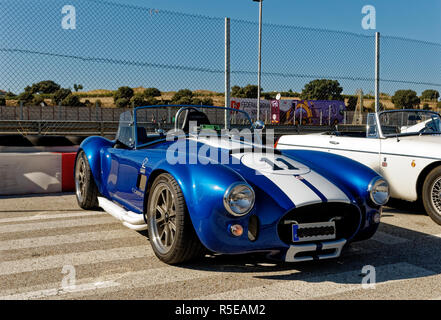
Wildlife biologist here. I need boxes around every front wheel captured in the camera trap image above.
[146,173,205,264]
[422,166,441,225]
[75,150,99,210]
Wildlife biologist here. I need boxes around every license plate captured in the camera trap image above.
[292,221,336,243]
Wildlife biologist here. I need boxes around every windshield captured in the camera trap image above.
[133,105,254,148]
[379,110,441,137]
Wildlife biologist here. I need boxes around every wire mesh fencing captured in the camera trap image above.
[0,0,440,128]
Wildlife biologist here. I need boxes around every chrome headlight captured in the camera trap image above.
[369,177,390,206]
[224,183,255,216]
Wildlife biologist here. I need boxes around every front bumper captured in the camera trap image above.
[284,238,347,262]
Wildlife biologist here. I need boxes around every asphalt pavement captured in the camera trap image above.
[0,193,441,300]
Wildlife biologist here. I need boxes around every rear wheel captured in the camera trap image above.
[75,150,99,210]
[422,166,441,225]
[146,173,205,264]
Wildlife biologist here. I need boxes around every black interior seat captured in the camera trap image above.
[137,127,148,145]
[182,110,211,133]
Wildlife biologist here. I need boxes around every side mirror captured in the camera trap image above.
[156,128,165,136]
[253,120,265,130]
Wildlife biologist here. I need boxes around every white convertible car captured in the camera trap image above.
[276,109,441,225]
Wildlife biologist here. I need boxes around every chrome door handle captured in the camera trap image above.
[329,141,340,145]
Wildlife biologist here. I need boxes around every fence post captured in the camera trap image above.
[299,109,302,126]
[19,101,23,120]
[344,111,347,125]
[328,106,331,126]
[320,110,323,126]
[58,102,62,120]
[224,17,231,129]
[293,108,296,125]
[95,102,99,121]
[375,32,380,113]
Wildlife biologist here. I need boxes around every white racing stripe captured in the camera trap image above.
[0,216,118,234]
[0,211,105,224]
[303,170,350,203]
[0,245,154,276]
[199,262,435,300]
[0,229,138,251]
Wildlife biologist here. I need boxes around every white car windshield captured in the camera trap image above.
[379,110,441,137]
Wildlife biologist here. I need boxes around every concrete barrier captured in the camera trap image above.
[0,152,77,196]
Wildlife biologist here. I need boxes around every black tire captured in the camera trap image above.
[422,166,441,225]
[74,150,99,210]
[146,173,205,264]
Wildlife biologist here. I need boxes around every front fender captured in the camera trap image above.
[77,136,114,193]
[281,149,380,205]
[146,159,287,253]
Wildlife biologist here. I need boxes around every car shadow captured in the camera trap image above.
[172,220,441,285]
[386,198,426,215]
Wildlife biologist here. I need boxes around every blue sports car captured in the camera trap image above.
[75,105,389,264]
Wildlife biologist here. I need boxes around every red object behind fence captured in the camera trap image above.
[61,153,77,192]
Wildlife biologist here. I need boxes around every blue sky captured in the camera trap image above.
[1,0,440,96]
[114,0,441,42]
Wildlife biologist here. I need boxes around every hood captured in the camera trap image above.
[191,136,352,209]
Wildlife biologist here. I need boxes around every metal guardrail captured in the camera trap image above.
[0,120,334,137]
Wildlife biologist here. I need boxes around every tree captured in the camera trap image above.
[231,86,244,98]
[346,96,358,111]
[391,90,420,109]
[131,93,149,107]
[115,98,130,108]
[421,89,440,102]
[171,89,193,104]
[201,97,214,106]
[145,96,159,106]
[73,84,84,92]
[144,88,161,98]
[17,91,34,105]
[53,88,72,104]
[114,86,134,106]
[300,79,343,101]
[32,95,46,106]
[231,85,262,99]
[5,91,16,99]
[27,81,61,94]
[62,94,82,107]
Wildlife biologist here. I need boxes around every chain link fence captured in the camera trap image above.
[0,0,440,130]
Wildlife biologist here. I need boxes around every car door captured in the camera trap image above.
[328,114,381,172]
[105,112,145,213]
[108,149,145,212]
[328,136,381,172]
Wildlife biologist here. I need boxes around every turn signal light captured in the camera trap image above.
[230,224,244,237]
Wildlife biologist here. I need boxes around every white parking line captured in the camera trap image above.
[0,245,154,276]
[0,211,104,224]
[0,265,219,300]
[0,216,118,234]
[0,281,120,300]
[0,229,138,251]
